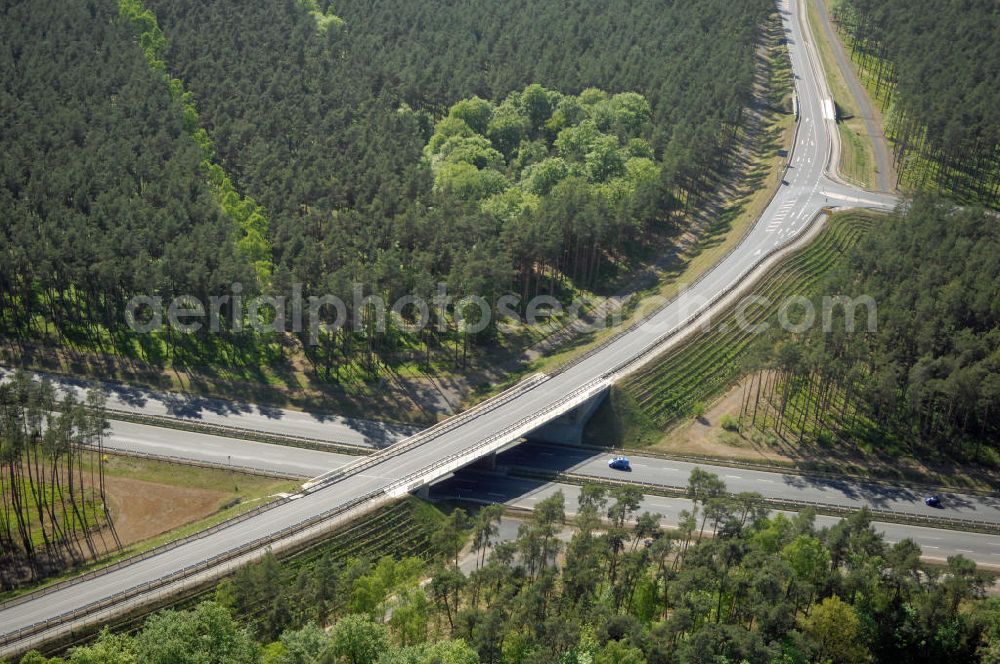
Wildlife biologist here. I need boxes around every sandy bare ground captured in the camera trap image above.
[102,475,230,547]
[651,378,794,463]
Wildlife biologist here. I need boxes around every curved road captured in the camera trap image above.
[0,0,898,654]
[810,0,895,192]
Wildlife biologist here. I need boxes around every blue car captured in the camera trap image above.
[924,495,942,508]
[608,455,631,471]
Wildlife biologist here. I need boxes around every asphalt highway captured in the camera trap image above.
[102,420,355,478]
[96,425,1000,527]
[0,367,416,449]
[432,474,1000,570]
[497,443,1000,525]
[0,0,902,652]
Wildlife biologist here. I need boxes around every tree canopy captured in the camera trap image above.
[832,0,999,206]
[21,473,1000,663]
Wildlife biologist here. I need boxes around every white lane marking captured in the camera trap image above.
[924,546,940,549]
[757,479,774,483]
[725,475,742,479]
[956,549,974,553]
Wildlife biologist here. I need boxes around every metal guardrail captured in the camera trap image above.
[87,445,305,480]
[0,491,288,627]
[552,174,812,387]
[0,7,873,646]
[103,408,408,455]
[500,469,1000,535]
[383,376,611,497]
[0,79,814,650]
[520,469,1000,535]
[0,489,389,650]
[5,192,803,644]
[303,372,549,490]
[525,440,1000,500]
[0,372,550,651]
[549,4,808,385]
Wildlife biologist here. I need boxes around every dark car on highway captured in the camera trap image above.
[608,455,631,471]
[924,495,942,508]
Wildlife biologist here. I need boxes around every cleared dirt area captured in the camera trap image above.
[650,378,793,463]
[102,474,231,546]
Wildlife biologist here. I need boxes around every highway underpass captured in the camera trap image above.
[93,422,1000,569]
[97,420,1000,529]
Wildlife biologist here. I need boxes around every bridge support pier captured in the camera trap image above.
[525,386,609,445]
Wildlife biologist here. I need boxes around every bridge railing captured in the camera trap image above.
[0,488,393,652]
[0,494,293,616]
[383,376,611,497]
[0,372,552,651]
[303,373,549,490]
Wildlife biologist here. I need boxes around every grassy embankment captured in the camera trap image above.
[584,211,874,446]
[820,0,994,201]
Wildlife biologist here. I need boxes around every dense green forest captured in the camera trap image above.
[13,474,1000,663]
[743,196,1000,460]
[425,85,664,294]
[0,372,118,588]
[0,0,774,382]
[143,0,770,360]
[831,0,1000,206]
[0,0,257,350]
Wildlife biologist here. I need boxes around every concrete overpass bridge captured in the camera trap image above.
[0,0,898,655]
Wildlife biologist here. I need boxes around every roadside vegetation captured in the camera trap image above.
[741,196,1000,464]
[585,211,876,445]
[590,196,1000,484]
[13,473,1000,663]
[805,0,879,189]
[0,370,295,596]
[830,0,999,206]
